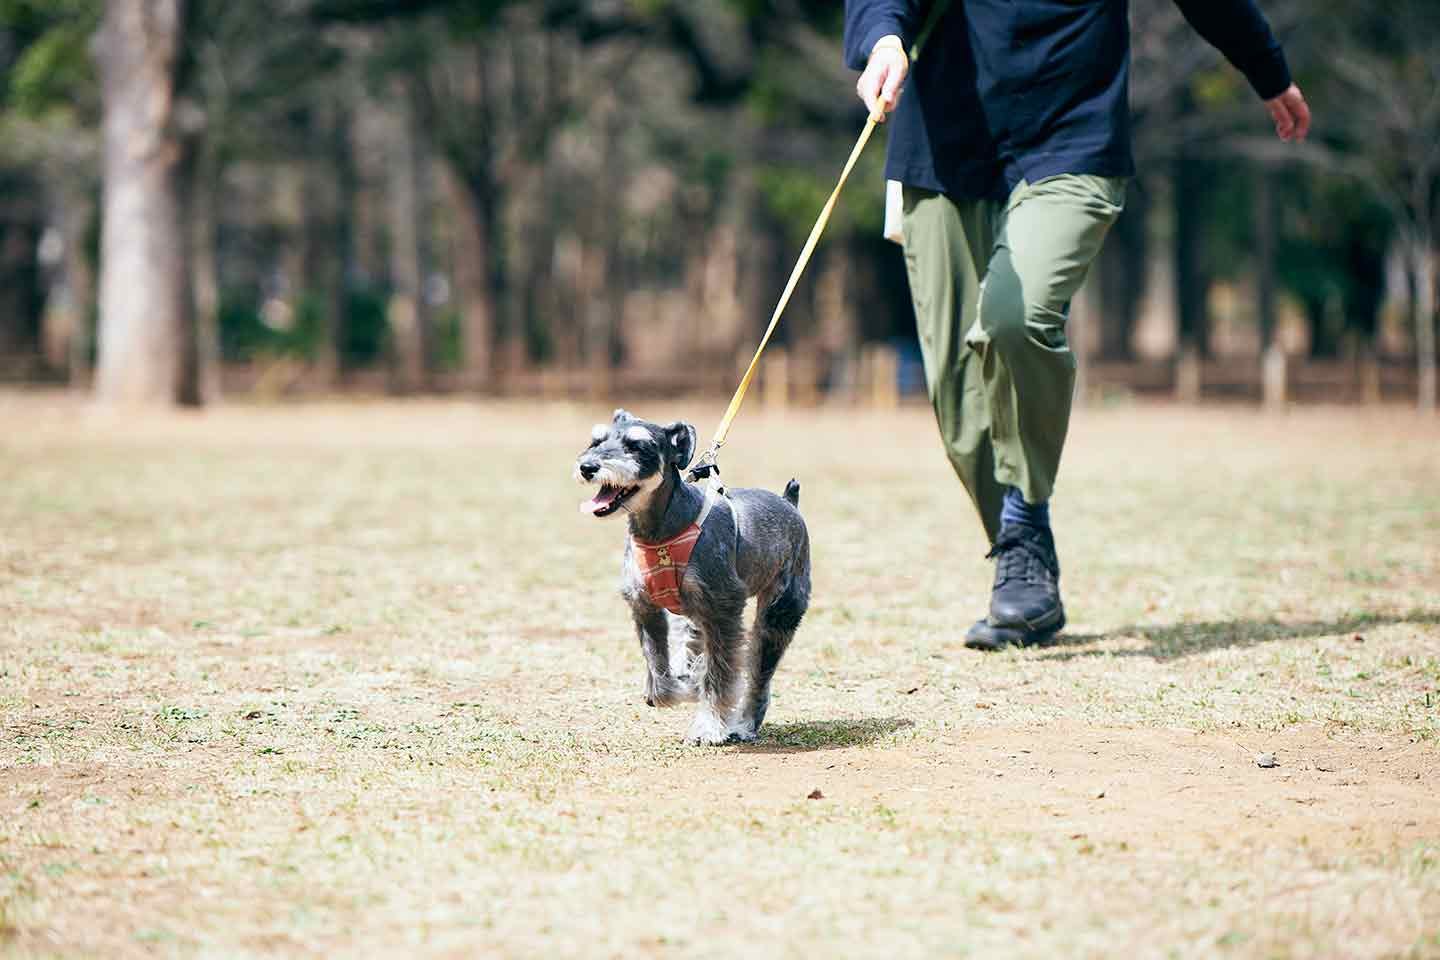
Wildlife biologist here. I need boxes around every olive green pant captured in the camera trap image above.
[901,175,1126,542]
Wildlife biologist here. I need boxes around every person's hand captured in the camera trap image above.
[857,35,908,121]
[1265,84,1311,142]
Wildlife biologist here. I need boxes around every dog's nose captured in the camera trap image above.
[579,461,599,481]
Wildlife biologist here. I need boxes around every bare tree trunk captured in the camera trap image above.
[192,187,220,401]
[583,109,627,400]
[414,130,436,379]
[40,182,94,384]
[179,139,220,405]
[447,170,496,390]
[0,196,42,363]
[1256,169,1285,410]
[521,181,558,377]
[65,188,96,390]
[1097,189,1146,361]
[95,0,188,407]
[173,137,205,407]
[313,97,354,387]
[386,89,425,394]
[1358,342,1381,406]
[1174,150,1208,359]
[1416,225,1437,413]
[1176,341,1202,403]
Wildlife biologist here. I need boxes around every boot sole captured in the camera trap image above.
[988,602,1066,634]
[964,613,1066,651]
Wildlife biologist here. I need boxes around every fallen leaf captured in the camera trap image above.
[807,789,824,800]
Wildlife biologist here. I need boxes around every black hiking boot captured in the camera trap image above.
[963,523,1065,650]
[963,617,1067,651]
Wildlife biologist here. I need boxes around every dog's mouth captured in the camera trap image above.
[581,482,640,517]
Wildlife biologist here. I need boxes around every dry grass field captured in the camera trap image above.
[2,392,1438,958]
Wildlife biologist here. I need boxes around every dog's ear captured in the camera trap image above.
[663,421,697,470]
[612,408,633,423]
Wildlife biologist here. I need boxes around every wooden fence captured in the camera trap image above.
[2,345,1425,406]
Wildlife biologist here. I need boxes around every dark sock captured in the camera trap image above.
[1000,486,1050,531]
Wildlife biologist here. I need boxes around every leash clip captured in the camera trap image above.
[686,442,722,484]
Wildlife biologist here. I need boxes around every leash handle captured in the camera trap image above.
[707,112,884,452]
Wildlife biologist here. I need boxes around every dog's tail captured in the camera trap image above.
[783,478,800,508]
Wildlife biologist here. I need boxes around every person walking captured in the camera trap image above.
[843,0,1310,649]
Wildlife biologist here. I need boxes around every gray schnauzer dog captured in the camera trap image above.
[574,409,810,745]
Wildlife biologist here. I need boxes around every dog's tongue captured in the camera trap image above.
[580,486,620,515]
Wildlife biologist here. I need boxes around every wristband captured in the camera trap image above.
[872,35,907,59]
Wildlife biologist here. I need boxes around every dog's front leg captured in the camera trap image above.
[633,606,694,707]
[634,605,669,706]
[685,593,747,745]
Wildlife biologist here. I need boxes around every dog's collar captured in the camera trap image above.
[630,487,718,615]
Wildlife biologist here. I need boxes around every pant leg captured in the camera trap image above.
[966,174,1126,504]
[900,186,1008,542]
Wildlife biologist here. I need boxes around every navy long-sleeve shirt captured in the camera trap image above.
[844,0,1292,199]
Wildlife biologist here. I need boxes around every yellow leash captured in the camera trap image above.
[688,109,885,483]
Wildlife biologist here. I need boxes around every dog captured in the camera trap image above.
[574,409,810,744]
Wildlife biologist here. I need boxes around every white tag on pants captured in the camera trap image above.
[883,179,904,245]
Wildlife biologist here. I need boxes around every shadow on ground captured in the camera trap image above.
[744,717,915,753]
[1039,609,1440,661]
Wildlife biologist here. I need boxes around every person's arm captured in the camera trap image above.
[844,1,928,119]
[1172,0,1311,141]
[843,1,927,71]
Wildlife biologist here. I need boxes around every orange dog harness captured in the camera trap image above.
[631,489,718,615]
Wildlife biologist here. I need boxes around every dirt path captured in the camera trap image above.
[4,399,1438,957]
[605,724,1436,853]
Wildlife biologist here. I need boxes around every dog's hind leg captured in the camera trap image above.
[685,595,747,745]
[734,560,810,740]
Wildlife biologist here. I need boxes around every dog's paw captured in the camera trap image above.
[724,710,760,743]
[685,709,731,746]
[749,695,770,731]
[724,726,759,744]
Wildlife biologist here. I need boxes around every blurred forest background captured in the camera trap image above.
[0,0,1435,409]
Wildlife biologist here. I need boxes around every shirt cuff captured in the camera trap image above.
[1237,45,1292,100]
[860,23,908,65]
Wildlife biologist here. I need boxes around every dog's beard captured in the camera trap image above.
[575,459,661,518]
[617,473,664,516]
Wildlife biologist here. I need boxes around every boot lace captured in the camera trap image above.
[986,526,1057,586]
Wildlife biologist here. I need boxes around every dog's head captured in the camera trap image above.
[573,409,697,518]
